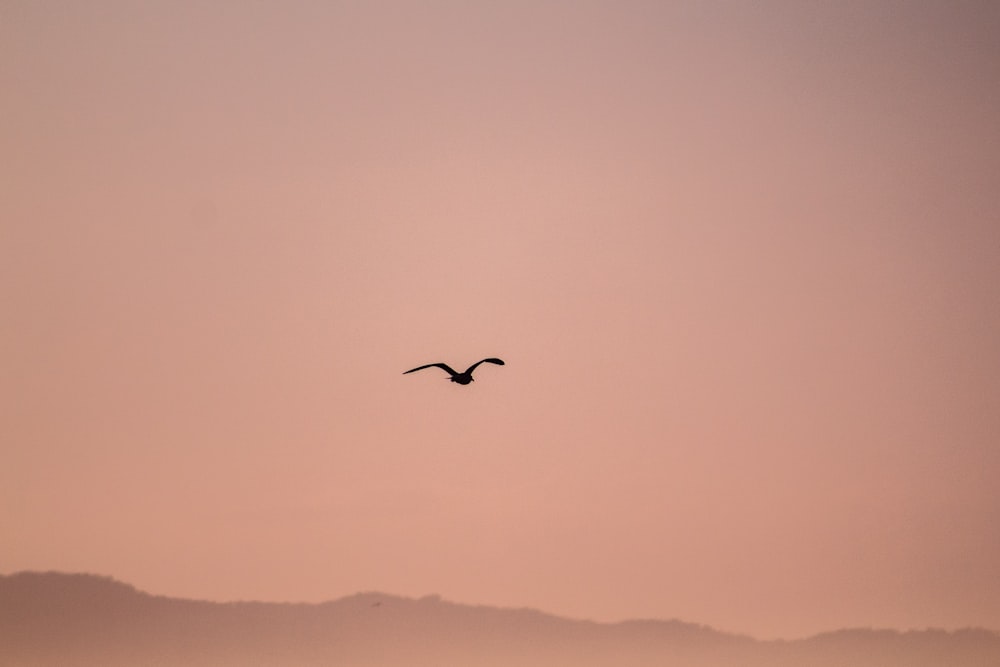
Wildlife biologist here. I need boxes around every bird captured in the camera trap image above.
[402,358,505,385]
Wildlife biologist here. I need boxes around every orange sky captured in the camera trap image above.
[2,1,999,640]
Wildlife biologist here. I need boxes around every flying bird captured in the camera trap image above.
[402,358,505,385]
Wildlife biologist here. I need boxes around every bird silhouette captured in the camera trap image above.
[402,358,505,385]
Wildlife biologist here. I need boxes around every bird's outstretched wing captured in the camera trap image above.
[464,358,505,374]
[402,362,458,377]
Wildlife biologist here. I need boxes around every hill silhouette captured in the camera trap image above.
[2,572,998,666]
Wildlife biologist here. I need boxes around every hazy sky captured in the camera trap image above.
[2,0,999,640]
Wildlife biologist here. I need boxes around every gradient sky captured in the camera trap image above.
[2,0,999,640]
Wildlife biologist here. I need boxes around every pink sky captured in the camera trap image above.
[2,1,999,639]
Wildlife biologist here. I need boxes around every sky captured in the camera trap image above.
[2,0,999,640]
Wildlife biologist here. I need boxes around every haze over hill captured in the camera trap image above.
[4,0,1000,643]
[2,572,998,667]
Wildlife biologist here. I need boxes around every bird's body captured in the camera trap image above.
[403,358,505,385]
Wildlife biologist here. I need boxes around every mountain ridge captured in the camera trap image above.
[2,571,998,666]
